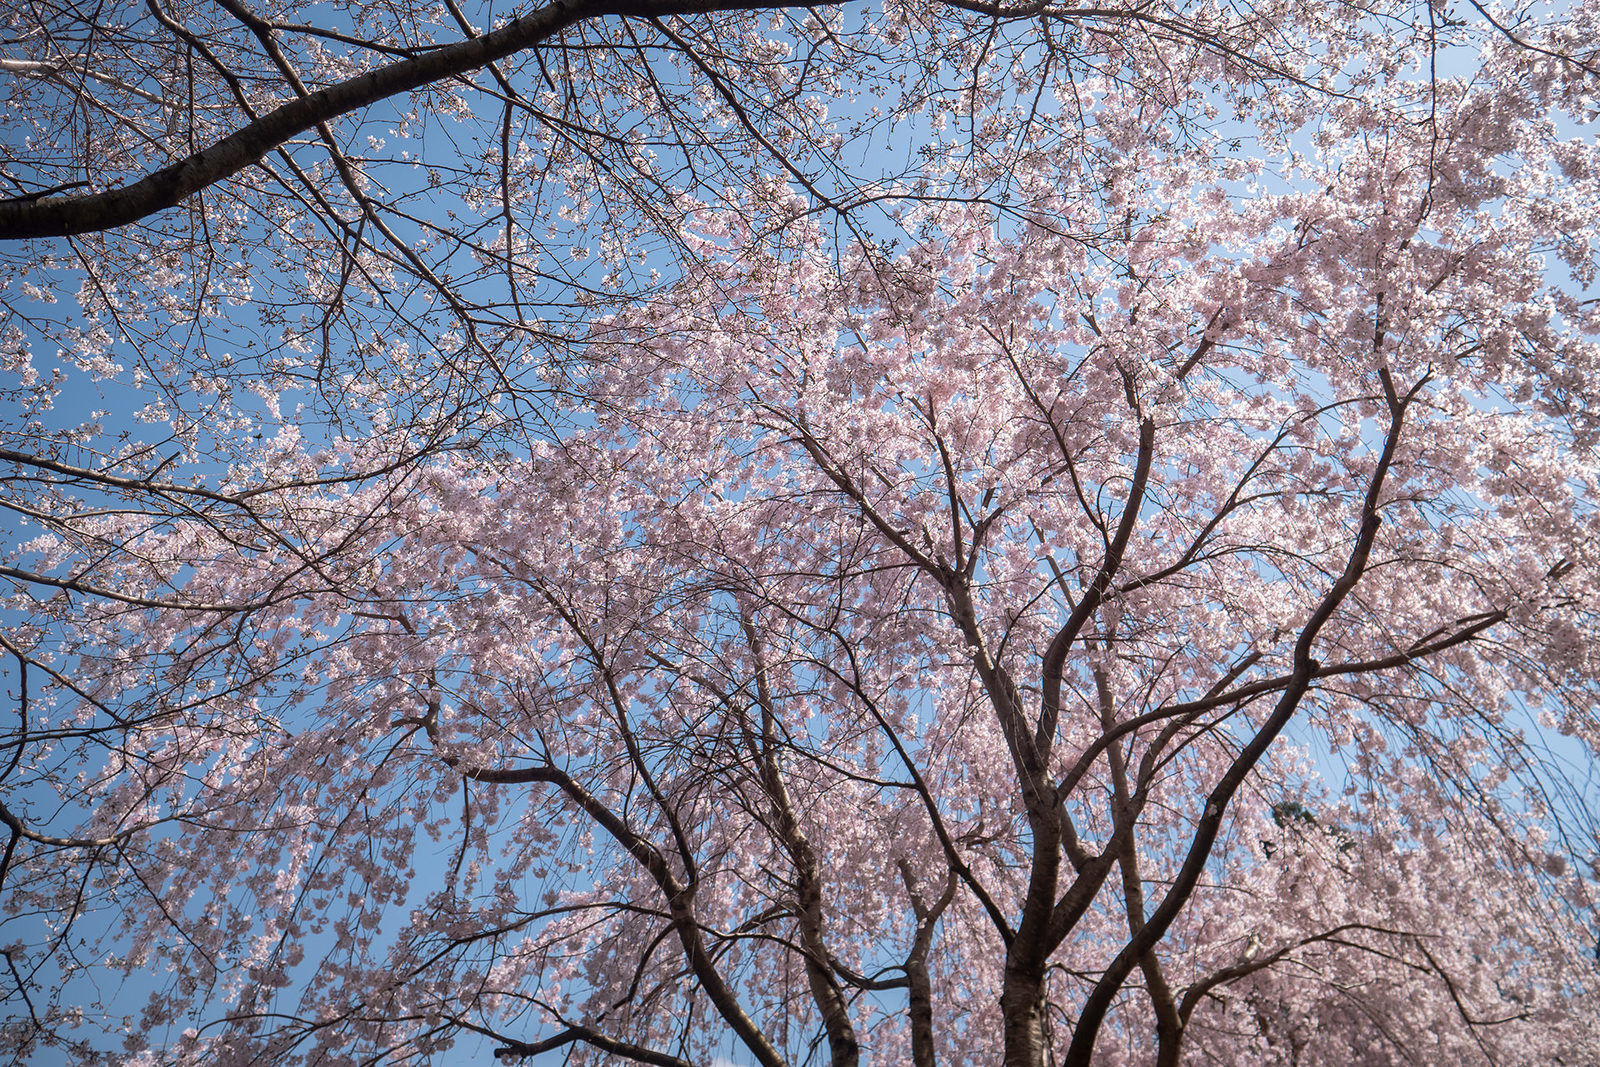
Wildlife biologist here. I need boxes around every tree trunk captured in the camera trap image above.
[794,837,860,1067]
[906,948,937,1067]
[1154,1010,1186,1067]
[1001,957,1050,1067]
[899,862,953,1067]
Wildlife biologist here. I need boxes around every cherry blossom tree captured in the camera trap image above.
[2,0,1600,1064]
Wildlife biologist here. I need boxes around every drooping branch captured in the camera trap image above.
[1175,923,1427,1026]
[486,1019,693,1065]
[808,636,1016,943]
[417,680,786,1067]
[740,616,860,1067]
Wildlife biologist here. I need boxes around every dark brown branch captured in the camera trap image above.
[0,0,841,239]
[1062,369,1426,1065]
[490,1021,692,1065]
[1036,415,1155,758]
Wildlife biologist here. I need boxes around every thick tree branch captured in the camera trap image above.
[0,0,839,239]
[489,1020,692,1065]
[1061,369,1425,1065]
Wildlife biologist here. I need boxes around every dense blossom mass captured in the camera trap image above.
[1,0,1599,1063]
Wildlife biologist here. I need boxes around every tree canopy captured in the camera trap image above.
[1,0,1599,1063]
